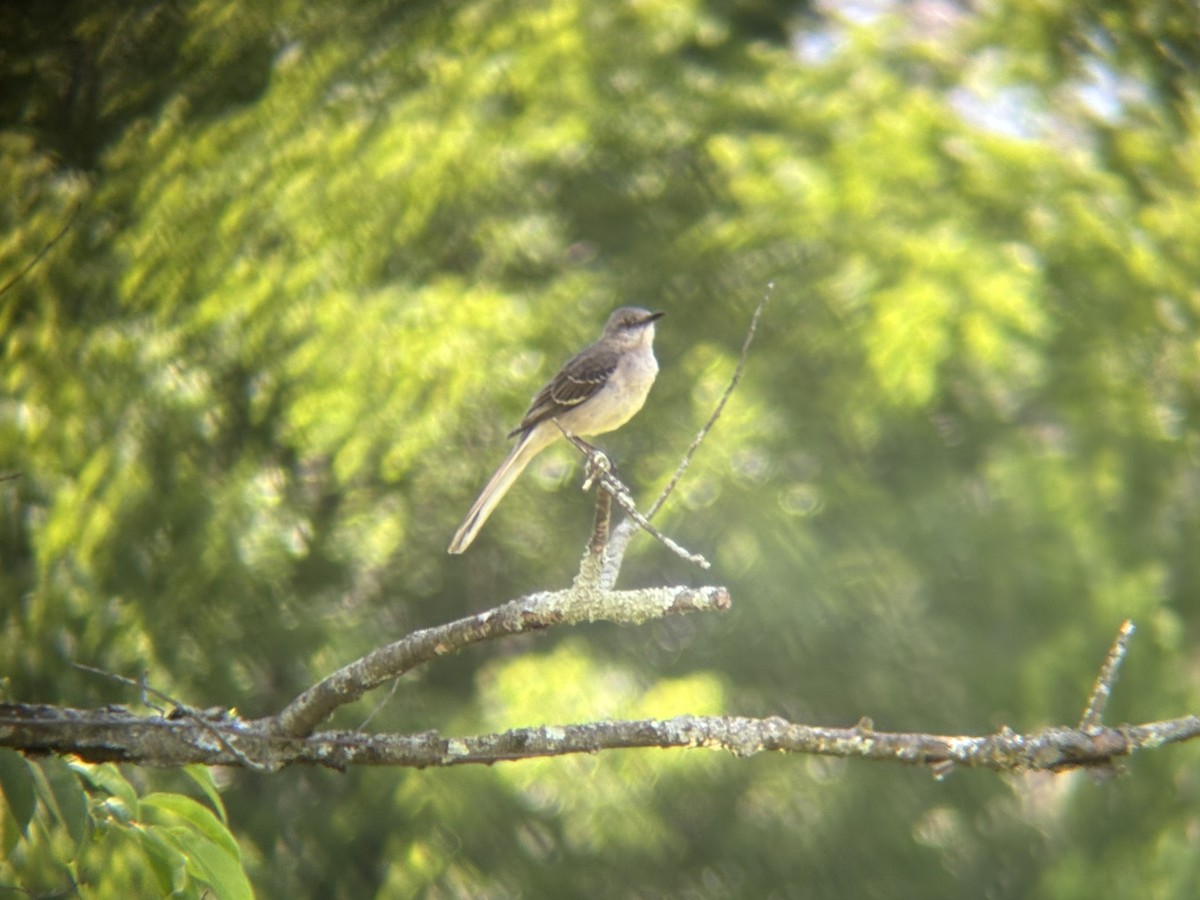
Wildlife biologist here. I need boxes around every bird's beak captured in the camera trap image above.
[645,311,665,323]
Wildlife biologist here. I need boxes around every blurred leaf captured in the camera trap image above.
[71,761,139,813]
[38,757,89,858]
[0,749,36,844]
[182,764,229,824]
[156,824,254,900]
[133,823,191,894]
[140,792,241,860]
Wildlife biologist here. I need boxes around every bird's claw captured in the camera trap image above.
[582,450,612,491]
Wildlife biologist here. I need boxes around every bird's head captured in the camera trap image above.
[603,307,664,347]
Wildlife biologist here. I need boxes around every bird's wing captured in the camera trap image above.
[508,344,619,437]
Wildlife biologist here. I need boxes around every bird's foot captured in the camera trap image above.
[582,447,613,491]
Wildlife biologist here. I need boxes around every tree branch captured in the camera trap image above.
[4,703,1196,774]
[268,582,731,737]
[4,619,1194,775]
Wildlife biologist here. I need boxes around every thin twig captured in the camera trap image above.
[71,661,272,772]
[1080,619,1136,731]
[0,201,82,301]
[646,282,773,520]
[598,467,710,568]
[72,662,169,715]
[358,676,404,731]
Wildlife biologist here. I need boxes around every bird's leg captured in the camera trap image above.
[553,423,616,490]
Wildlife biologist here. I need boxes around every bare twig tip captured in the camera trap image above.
[1080,619,1137,731]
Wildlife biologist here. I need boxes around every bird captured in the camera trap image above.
[448,306,664,554]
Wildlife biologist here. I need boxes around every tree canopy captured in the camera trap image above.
[3,0,1200,896]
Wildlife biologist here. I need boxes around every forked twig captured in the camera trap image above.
[557,428,711,568]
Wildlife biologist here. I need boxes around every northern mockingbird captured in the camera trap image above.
[448,306,664,554]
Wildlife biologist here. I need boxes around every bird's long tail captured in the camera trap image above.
[448,429,547,554]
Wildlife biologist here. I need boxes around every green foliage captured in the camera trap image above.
[0,752,248,898]
[4,0,1200,896]
[480,640,726,857]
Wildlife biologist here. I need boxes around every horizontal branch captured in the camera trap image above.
[4,703,1197,774]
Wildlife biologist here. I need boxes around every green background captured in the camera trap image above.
[3,0,1200,896]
